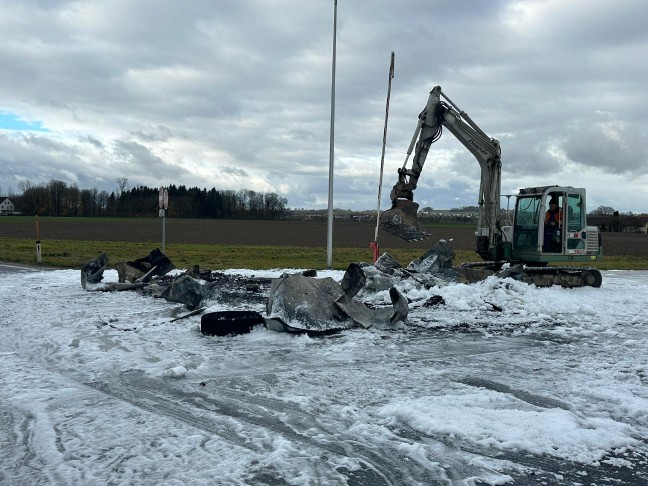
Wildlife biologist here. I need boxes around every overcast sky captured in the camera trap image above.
[0,0,646,212]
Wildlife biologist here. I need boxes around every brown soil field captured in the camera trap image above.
[1,219,646,256]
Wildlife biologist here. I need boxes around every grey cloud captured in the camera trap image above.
[83,135,104,149]
[21,133,68,152]
[131,126,174,142]
[113,140,164,165]
[0,0,646,212]
[219,166,248,177]
[562,120,647,174]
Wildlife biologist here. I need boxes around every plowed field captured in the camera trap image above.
[1,218,646,256]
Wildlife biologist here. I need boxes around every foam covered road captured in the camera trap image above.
[1,265,647,485]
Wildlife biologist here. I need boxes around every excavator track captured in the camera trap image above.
[457,263,602,288]
[520,266,602,288]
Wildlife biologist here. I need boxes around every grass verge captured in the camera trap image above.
[1,237,646,271]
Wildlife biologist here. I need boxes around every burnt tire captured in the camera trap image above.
[201,311,265,336]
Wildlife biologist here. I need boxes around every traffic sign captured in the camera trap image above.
[159,187,169,209]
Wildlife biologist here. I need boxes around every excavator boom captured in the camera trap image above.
[381,86,502,250]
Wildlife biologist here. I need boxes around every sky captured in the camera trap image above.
[0,0,647,213]
[2,263,648,483]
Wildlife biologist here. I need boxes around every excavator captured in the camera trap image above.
[380,86,603,287]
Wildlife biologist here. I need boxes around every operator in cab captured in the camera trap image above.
[543,195,562,252]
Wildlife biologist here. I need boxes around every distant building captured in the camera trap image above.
[0,198,15,215]
[0,198,20,215]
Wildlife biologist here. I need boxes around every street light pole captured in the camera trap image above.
[326,0,337,269]
[371,51,395,263]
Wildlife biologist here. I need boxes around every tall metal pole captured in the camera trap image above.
[326,0,337,269]
[371,51,395,263]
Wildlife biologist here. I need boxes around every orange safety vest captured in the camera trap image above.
[545,208,562,225]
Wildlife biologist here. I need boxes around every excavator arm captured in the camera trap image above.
[381,86,504,258]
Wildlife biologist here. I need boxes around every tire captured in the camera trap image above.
[200,311,265,336]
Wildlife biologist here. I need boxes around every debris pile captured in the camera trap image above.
[80,239,510,336]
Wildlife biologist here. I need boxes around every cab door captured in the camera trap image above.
[565,192,589,254]
[542,192,564,253]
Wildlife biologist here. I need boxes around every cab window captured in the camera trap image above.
[567,194,583,231]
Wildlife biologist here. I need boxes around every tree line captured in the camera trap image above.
[587,205,646,232]
[417,204,646,231]
[13,179,288,219]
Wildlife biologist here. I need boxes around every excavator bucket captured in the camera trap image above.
[379,200,431,242]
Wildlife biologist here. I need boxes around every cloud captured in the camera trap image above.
[219,166,248,177]
[0,0,646,213]
[131,126,174,143]
[562,118,647,174]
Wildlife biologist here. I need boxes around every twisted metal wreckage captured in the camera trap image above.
[79,241,536,337]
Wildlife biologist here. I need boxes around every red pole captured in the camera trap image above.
[370,241,380,263]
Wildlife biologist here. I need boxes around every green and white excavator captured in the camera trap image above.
[380,86,603,287]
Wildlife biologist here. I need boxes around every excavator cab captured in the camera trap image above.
[511,186,602,264]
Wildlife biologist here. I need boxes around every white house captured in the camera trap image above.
[0,198,15,215]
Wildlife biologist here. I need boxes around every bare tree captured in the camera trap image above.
[18,179,33,194]
[589,205,617,231]
[116,177,129,197]
[590,205,615,216]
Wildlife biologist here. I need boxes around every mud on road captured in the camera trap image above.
[1,218,646,256]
